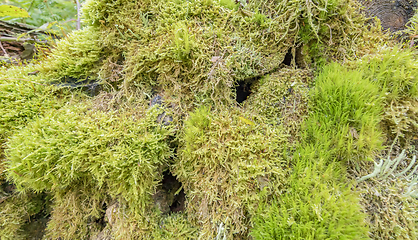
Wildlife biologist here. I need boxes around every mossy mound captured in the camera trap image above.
[0,64,69,145]
[250,62,384,239]
[78,0,372,109]
[6,102,174,208]
[3,0,418,239]
[82,0,298,108]
[305,62,384,163]
[354,47,418,141]
[40,27,103,80]
[245,67,312,143]
[174,106,289,238]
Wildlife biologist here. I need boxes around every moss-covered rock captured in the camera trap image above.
[0,64,68,144]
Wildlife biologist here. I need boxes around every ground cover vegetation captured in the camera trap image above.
[1,0,418,239]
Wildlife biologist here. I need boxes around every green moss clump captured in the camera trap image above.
[360,47,418,102]
[45,183,108,240]
[306,63,384,162]
[174,106,289,238]
[251,154,369,240]
[251,61,389,239]
[82,0,299,108]
[0,192,48,240]
[0,64,72,185]
[0,64,67,144]
[356,47,418,139]
[40,26,103,80]
[245,67,312,143]
[6,102,173,211]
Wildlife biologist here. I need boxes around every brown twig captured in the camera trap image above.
[0,41,9,57]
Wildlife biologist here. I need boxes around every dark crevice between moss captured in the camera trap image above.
[52,76,102,97]
[236,80,254,104]
[236,47,303,104]
[283,47,303,68]
[282,48,293,66]
[1,180,15,195]
[154,170,185,214]
[94,203,107,229]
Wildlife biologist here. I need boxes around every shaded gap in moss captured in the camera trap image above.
[161,170,185,214]
[282,48,293,66]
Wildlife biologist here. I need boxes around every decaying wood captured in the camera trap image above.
[0,20,56,61]
[359,0,417,31]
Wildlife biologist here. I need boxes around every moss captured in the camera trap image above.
[5,101,174,212]
[101,202,198,239]
[245,67,312,144]
[81,0,299,109]
[152,213,199,239]
[250,61,390,239]
[251,154,369,240]
[0,0,404,239]
[306,62,384,162]
[0,192,48,240]
[174,106,289,238]
[45,182,108,240]
[40,26,103,81]
[0,64,68,144]
[0,64,72,185]
[355,47,418,139]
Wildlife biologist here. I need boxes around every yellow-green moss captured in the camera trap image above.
[0,64,68,144]
[251,152,370,240]
[174,106,289,238]
[245,67,312,143]
[6,101,174,212]
[355,47,418,139]
[40,26,103,80]
[0,192,47,240]
[44,183,108,240]
[306,62,384,162]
